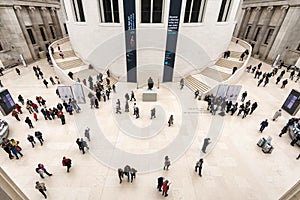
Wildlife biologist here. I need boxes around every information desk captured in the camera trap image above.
[289,123,300,146]
[0,119,9,144]
[142,87,157,102]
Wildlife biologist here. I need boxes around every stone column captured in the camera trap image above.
[262,6,289,60]
[50,8,63,38]
[28,6,46,51]
[13,6,37,60]
[40,7,52,42]
[238,7,252,38]
[247,7,262,41]
[253,6,274,55]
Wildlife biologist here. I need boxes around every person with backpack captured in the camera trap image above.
[62,157,72,172]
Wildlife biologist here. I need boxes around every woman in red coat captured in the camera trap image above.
[162,180,170,197]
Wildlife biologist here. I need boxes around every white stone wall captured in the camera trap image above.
[64,0,240,77]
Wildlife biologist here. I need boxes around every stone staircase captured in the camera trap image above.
[200,67,231,82]
[185,75,209,93]
[229,51,248,59]
[57,58,85,70]
[52,50,75,59]
[215,58,243,69]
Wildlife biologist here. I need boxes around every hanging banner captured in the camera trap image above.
[163,0,183,82]
[226,85,242,102]
[73,83,86,104]
[123,0,137,82]
[57,86,74,102]
[216,84,228,97]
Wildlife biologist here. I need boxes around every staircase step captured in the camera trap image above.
[216,58,243,69]
[201,67,231,82]
[53,50,75,59]
[58,58,84,70]
[185,75,209,93]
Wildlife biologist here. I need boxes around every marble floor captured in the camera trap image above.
[0,57,299,200]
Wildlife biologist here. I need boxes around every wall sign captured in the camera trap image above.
[163,0,183,82]
[123,0,137,82]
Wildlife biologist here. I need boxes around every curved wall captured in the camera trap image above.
[63,0,241,80]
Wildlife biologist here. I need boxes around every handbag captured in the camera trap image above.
[16,146,22,151]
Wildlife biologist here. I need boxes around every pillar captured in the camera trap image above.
[28,6,46,51]
[238,7,252,38]
[50,8,63,38]
[253,6,274,55]
[247,7,262,41]
[40,7,52,42]
[13,6,37,60]
[263,6,289,60]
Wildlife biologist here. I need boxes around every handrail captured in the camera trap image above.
[279,180,300,200]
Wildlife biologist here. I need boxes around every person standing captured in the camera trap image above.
[11,145,23,159]
[272,109,282,121]
[1,138,14,159]
[232,66,238,74]
[163,156,171,170]
[259,119,269,133]
[118,168,124,184]
[180,78,184,89]
[290,70,295,80]
[201,138,211,153]
[296,154,300,160]
[237,104,244,116]
[263,77,269,87]
[241,91,247,102]
[157,177,164,192]
[162,180,170,197]
[76,138,84,154]
[116,99,121,114]
[257,78,264,87]
[62,157,72,172]
[135,106,140,119]
[84,127,91,142]
[35,181,47,199]
[35,131,44,146]
[25,117,34,128]
[49,76,55,85]
[27,134,36,148]
[195,158,204,177]
[43,79,49,88]
[194,90,200,99]
[168,115,174,127]
[279,125,288,137]
[242,107,250,119]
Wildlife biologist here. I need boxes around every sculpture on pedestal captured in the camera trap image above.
[148,77,154,90]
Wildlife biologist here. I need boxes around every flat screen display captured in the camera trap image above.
[0,89,16,116]
[282,89,300,115]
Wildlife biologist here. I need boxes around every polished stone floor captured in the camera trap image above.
[0,57,299,200]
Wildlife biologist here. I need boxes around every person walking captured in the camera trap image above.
[12,109,20,121]
[124,165,131,182]
[168,115,174,127]
[162,180,170,197]
[15,104,23,114]
[49,76,56,85]
[130,91,136,101]
[242,107,250,119]
[43,79,49,88]
[257,78,264,87]
[194,90,200,99]
[35,181,47,199]
[241,91,248,102]
[36,164,52,178]
[118,168,124,184]
[201,138,211,153]
[237,104,244,116]
[279,125,288,137]
[130,168,137,183]
[276,76,282,84]
[62,157,72,172]
[249,102,258,115]
[259,119,269,133]
[163,156,171,170]
[76,138,84,154]
[151,108,156,119]
[297,154,300,160]
[195,158,204,177]
[35,131,44,146]
[27,134,36,148]
[135,106,140,119]
[15,68,21,75]
[263,77,269,87]
[84,127,91,141]
[25,117,34,128]
[272,109,282,121]
[281,79,288,89]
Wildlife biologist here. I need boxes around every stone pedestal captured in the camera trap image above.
[142,87,157,102]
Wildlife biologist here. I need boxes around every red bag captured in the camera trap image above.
[16,146,22,151]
